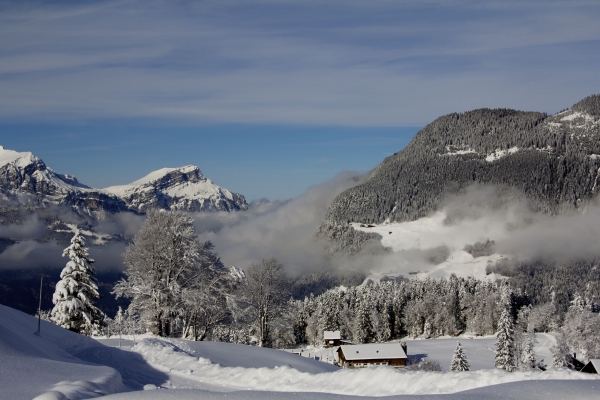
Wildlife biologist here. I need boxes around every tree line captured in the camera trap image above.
[48,209,599,368]
[49,210,291,348]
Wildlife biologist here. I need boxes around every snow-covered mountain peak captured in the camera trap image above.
[0,145,96,195]
[0,146,248,216]
[103,165,208,196]
[103,164,248,213]
[0,145,39,169]
[128,165,204,187]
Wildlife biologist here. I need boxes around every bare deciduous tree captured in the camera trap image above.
[242,257,290,347]
[113,210,236,338]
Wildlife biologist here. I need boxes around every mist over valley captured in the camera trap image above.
[2,95,600,318]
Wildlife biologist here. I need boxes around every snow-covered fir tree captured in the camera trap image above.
[520,333,536,370]
[495,308,515,371]
[561,293,600,361]
[51,229,104,335]
[551,331,573,368]
[450,341,470,371]
[115,306,124,337]
[352,289,374,343]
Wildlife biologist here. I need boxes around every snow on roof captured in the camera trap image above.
[324,330,341,340]
[588,359,600,373]
[338,342,407,361]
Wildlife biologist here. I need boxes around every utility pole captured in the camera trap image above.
[117,306,123,348]
[36,276,43,335]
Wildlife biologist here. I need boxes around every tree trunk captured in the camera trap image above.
[259,308,269,347]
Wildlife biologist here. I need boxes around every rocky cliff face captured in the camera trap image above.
[318,94,600,254]
[103,166,248,213]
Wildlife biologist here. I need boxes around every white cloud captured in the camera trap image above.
[0,214,46,239]
[343,185,600,279]
[193,171,365,274]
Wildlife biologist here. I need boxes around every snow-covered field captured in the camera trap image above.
[289,333,554,372]
[351,211,512,280]
[2,305,599,400]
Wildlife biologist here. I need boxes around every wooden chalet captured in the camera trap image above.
[581,359,600,374]
[572,354,586,371]
[323,331,351,347]
[337,342,408,368]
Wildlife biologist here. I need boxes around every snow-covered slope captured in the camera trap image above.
[99,380,600,400]
[103,166,248,213]
[351,211,509,280]
[1,304,598,400]
[0,304,126,400]
[119,336,598,397]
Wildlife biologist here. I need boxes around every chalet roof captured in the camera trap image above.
[338,342,407,361]
[324,330,341,340]
[582,359,600,373]
[572,357,586,370]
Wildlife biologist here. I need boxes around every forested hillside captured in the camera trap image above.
[318,95,600,254]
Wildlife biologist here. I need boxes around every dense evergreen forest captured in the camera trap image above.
[207,274,600,363]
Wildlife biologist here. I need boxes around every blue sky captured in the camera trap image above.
[1,0,599,200]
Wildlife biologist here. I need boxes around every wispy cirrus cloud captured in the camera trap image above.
[0,0,598,126]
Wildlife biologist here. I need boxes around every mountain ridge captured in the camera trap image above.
[103,165,248,213]
[0,146,248,216]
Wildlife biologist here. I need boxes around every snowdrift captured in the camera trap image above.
[131,337,599,396]
[100,379,600,400]
[0,304,126,400]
